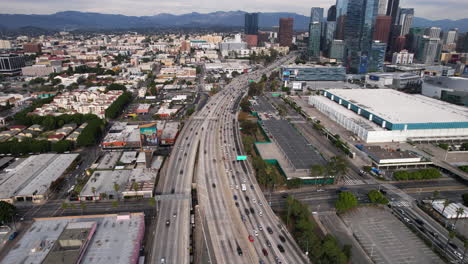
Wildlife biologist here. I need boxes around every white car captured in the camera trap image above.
[254,230,258,236]
[259,211,263,217]
[252,198,256,203]
[235,185,239,190]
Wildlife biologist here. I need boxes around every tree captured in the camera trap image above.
[107,83,127,91]
[368,190,389,204]
[91,187,97,198]
[240,97,250,112]
[326,156,348,183]
[61,202,69,210]
[0,201,16,225]
[240,120,258,136]
[286,178,302,189]
[335,191,358,213]
[113,183,120,201]
[455,207,465,226]
[432,190,440,205]
[277,103,288,117]
[462,239,468,263]
[51,140,73,153]
[463,193,468,206]
[442,200,451,215]
[112,201,119,208]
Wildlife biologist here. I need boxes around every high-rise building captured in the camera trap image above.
[325,21,337,52]
[369,41,387,72]
[420,37,440,64]
[335,0,349,40]
[308,8,324,59]
[327,5,337,21]
[244,13,259,35]
[456,33,468,53]
[425,27,441,39]
[377,0,388,15]
[397,8,414,36]
[406,27,425,52]
[373,16,392,43]
[279,18,294,47]
[330,40,345,60]
[343,0,379,73]
[308,22,321,59]
[0,54,26,75]
[386,0,400,24]
[442,30,457,45]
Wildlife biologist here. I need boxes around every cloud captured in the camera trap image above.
[0,0,466,20]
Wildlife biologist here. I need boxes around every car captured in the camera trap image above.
[241,215,246,222]
[245,196,250,202]
[235,202,239,207]
[449,242,458,249]
[245,208,250,215]
[415,218,424,225]
[259,211,263,217]
[252,198,256,203]
[233,195,238,200]
[235,185,239,190]
[277,244,285,253]
[237,246,243,256]
[250,208,255,214]
[258,225,263,231]
[212,183,216,188]
[254,230,258,236]
[173,213,177,218]
[403,217,411,223]
[454,250,463,259]
[279,235,286,243]
[262,248,268,256]
[267,227,273,234]
[166,220,170,226]
[160,257,166,264]
[248,235,255,242]
[180,169,183,174]
[250,185,254,190]
[317,189,325,192]
[266,240,272,247]
[8,232,18,240]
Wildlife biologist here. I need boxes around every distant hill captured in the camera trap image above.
[0,11,466,32]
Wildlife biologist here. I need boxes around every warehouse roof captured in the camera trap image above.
[326,89,468,124]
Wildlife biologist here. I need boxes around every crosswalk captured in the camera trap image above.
[391,200,412,207]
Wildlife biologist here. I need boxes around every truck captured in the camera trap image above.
[241,184,247,192]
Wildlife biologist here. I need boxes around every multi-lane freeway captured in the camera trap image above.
[150,53,309,264]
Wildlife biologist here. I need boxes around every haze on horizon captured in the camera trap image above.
[0,0,467,20]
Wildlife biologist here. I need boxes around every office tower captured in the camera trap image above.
[377,0,388,15]
[397,8,414,36]
[369,41,387,72]
[373,16,391,43]
[442,30,457,45]
[308,8,324,59]
[330,40,345,60]
[327,5,337,21]
[244,13,259,35]
[386,0,400,24]
[325,21,337,52]
[335,0,348,40]
[456,33,468,52]
[23,43,42,53]
[343,0,379,73]
[406,27,425,52]
[310,7,324,22]
[425,27,441,39]
[308,22,321,59]
[420,37,440,64]
[0,54,26,75]
[279,18,294,47]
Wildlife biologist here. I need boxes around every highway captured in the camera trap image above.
[195,53,309,264]
[150,53,309,264]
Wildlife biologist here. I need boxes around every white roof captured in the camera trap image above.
[80,170,131,197]
[326,89,468,124]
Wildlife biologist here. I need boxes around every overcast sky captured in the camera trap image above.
[0,0,467,20]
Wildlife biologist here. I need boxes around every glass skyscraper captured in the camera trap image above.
[369,41,387,72]
[244,13,259,35]
[343,0,379,73]
[308,7,324,59]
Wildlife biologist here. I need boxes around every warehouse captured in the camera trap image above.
[0,154,79,203]
[2,213,145,264]
[309,89,468,143]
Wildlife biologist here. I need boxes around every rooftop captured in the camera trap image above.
[2,213,145,264]
[326,89,468,124]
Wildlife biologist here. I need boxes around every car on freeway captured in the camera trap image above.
[166,220,170,226]
[258,225,263,231]
[245,208,250,215]
[245,196,250,202]
[279,235,286,243]
[266,240,272,247]
[235,202,239,207]
[277,244,285,253]
[254,230,258,236]
[252,198,256,203]
[249,235,255,242]
[259,211,263,217]
[8,232,18,240]
[160,257,165,264]
[262,248,268,256]
[267,227,273,234]
[250,207,255,214]
[173,213,177,218]
[237,246,243,256]
[212,183,216,188]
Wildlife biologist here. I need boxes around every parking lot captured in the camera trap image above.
[342,207,443,264]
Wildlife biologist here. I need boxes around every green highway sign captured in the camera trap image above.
[237,156,247,160]
[272,93,281,96]
[249,80,255,83]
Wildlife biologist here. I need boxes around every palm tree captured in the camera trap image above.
[113,183,120,201]
[455,207,465,226]
[432,190,440,205]
[441,200,451,216]
[91,187,97,200]
[132,181,139,198]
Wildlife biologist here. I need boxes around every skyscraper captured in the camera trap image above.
[442,30,457,45]
[369,41,387,72]
[244,13,259,35]
[386,0,400,24]
[373,16,391,43]
[279,18,294,47]
[308,8,324,59]
[308,22,321,59]
[327,5,337,21]
[330,40,345,60]
[420,37,440,64]
[343,0,379,73]
[397,8,414,36]
[335,0,349,40]
[377,0,388,15]
[425,27,441,39]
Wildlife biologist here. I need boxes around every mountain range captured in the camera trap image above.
[0,11,467,32]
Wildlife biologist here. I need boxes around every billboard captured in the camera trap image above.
[140,123,158,147]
